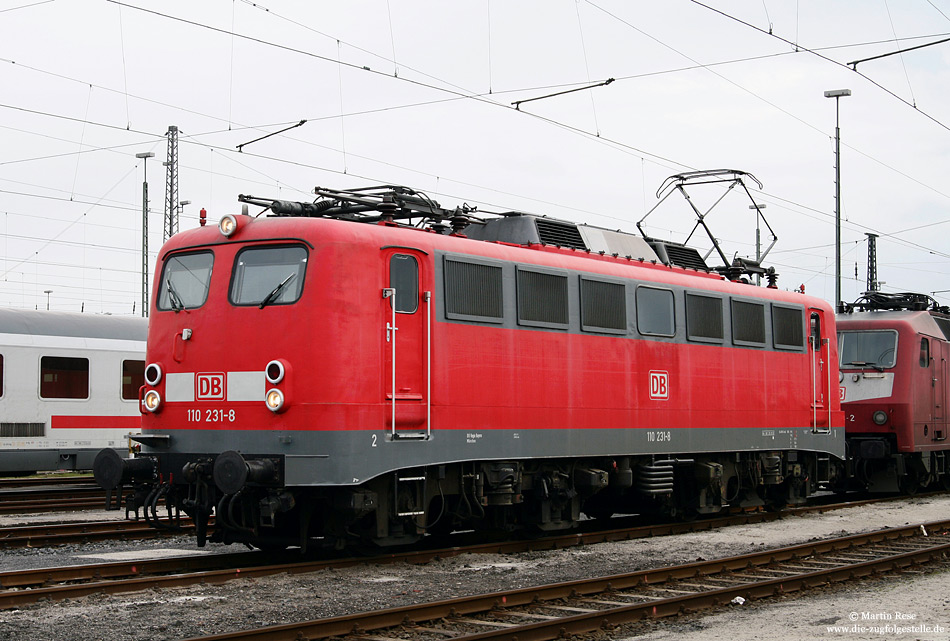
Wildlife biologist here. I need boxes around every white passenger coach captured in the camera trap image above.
[0,308,146,475]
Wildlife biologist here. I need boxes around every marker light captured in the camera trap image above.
[872,410,888,426]
[219,214,239,237]
[265,388,285,413]
[143,390,162,413]
[144,363,163,386]
[265,360,285,385]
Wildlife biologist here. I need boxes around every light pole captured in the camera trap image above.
[178,200,191,225]
[44,289,52,310]
[135,151,155,318]
[824,88,851,312]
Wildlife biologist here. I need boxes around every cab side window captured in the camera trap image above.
[389,254,419,314]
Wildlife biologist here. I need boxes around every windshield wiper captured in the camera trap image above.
[259,273,296,309]
[166,280,186,313]
[843,360,885,372]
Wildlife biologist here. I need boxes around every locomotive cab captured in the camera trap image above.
[838,293,950,492]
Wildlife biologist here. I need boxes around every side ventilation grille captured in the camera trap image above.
[535,219,588,250]
[933,316,950,341]
[1,422,45,437]
[649,241,709,271]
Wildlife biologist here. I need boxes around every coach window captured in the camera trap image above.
[122,360,145,400]
[920,338,930,367]
[389,254,419,313]
[444,256,503,323]
[517,267,569,329]
[158,251,214,311]
[0,354,3,398]
[772,305,805,350]
[685,292,723,343]
[636,286,675,337]
[40,356,89,399]
[580,277,626,334]
[230,245,308,307]
[732,299,766,347]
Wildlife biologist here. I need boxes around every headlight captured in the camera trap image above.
[872,410,888,425]
[144,362,163,386]
[143,390,162,413]
[219,214,238,237]
[265,388,285,413]
[265,360,285,385]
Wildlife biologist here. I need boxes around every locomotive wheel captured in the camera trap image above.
[676,507,699,522]
[583,508,615,520]
[422,496,455,537]
[252,541,290,552]
[898,473,919,495]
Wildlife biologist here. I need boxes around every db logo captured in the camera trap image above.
[649,370,669,400]
[196,373,226,400]
[839,387,846,401]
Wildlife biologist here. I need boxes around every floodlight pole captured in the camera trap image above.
[135,151,155,318]
[824,89,851,312]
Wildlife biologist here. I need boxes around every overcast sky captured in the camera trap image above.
[1,0,949,315]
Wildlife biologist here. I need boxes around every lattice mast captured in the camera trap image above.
[866,233,879,292]
[163,125,179,241]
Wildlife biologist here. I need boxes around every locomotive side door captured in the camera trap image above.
[382,249,431,439]
[927,337,947,443]
[809,309,831,433]
[941,342,949,443]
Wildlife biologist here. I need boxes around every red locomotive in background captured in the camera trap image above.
[838,292,950,493]
[95,176,846,550]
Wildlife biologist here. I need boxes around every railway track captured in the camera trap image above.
[1,494,946,611]
[0,475,95,489]
[0,489,938,549]
[0,518,201,549]
[177,519,950,641]
[0,485,108,514]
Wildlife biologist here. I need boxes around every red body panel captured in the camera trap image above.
[142,216,842,441]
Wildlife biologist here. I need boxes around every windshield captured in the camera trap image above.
[229,245,308,307]
[157,251,214,311]
[837,330,898,369]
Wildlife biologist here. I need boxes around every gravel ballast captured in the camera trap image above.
[1,495,948,641]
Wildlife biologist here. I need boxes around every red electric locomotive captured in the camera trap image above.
[838,292,950,492]
[95,178,845,550]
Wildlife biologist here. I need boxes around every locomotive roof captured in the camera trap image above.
[161,203,823,312]
[837,309,950,342]
[235,180,777,284]
[0,307,147,342]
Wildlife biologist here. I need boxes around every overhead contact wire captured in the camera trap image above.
[688,0,950,134]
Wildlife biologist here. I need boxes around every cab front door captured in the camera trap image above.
[810,309,832,433]
[382,249,430,439]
